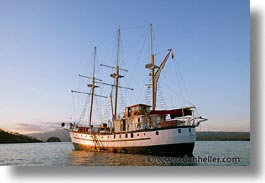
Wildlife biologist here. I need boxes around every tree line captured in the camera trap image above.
[0,129,42,143]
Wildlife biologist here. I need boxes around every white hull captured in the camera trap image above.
[70,126,196,156]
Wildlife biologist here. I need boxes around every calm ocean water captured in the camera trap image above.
[0,141,249,166]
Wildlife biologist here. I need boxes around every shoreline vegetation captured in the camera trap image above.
[0,129,42,144]
[0,129,250,144]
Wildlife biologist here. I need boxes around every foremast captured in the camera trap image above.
[72,47,107,128]
[88,47,98,127]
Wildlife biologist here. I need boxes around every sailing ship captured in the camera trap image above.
[62,24,207,156]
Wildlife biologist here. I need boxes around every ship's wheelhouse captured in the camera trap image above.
[114,104,151,132]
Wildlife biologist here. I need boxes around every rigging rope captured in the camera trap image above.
[173,57,192,102]
[79,94,90,123]
[157,83,166,109]
[145,76,151,105]
[127,27,148,85]
[94,97,103,124]
[100,36,117,67]
[71,91,77,123]
[160,55,196,109]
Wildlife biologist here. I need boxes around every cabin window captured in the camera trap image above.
[144,133,145,136]
[138,118,140,122]
[119,135,121,138]
[108,136,109,138]
[189,128,191,133]
[137,134,139,136]
[125,134,128,138]
[156,131,159,135]
[131,133,134,138]
[178,129,181,133]
[114,135,115,139]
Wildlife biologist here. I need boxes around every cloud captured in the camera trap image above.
[14,122,62,134]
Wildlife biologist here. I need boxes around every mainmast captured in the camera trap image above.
[100,27,133,120]
[88,47,97,127]
[114,28,121,119]
[100,28,133,120]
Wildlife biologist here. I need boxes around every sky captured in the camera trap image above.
[0,0,249,133]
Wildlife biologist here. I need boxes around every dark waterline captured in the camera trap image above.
[0,141,250,166]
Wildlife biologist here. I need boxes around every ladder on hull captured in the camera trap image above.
[91,132,106,152]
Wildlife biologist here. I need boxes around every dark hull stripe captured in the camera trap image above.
[73,136,151,142]
[73,142,195,156]
[71,126,195,135]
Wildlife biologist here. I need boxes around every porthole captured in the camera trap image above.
[156,131,159,135]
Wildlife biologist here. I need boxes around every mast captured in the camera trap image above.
[145,24,173,111]
[114,28,120,119]
[88,46,97,127]
[150,24,156,111]
[100,27,133,121]
[72,48,107,127]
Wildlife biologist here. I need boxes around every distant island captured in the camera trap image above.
[196,131,250,141]
[0,129,42,143]
[27,129,70,142]
[47,137,61,142]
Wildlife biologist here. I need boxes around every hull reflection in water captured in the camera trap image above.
[67,150,198,166]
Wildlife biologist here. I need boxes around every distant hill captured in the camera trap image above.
[196,131,250,141]
[0,129,42,143]
[27,129,70,142]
